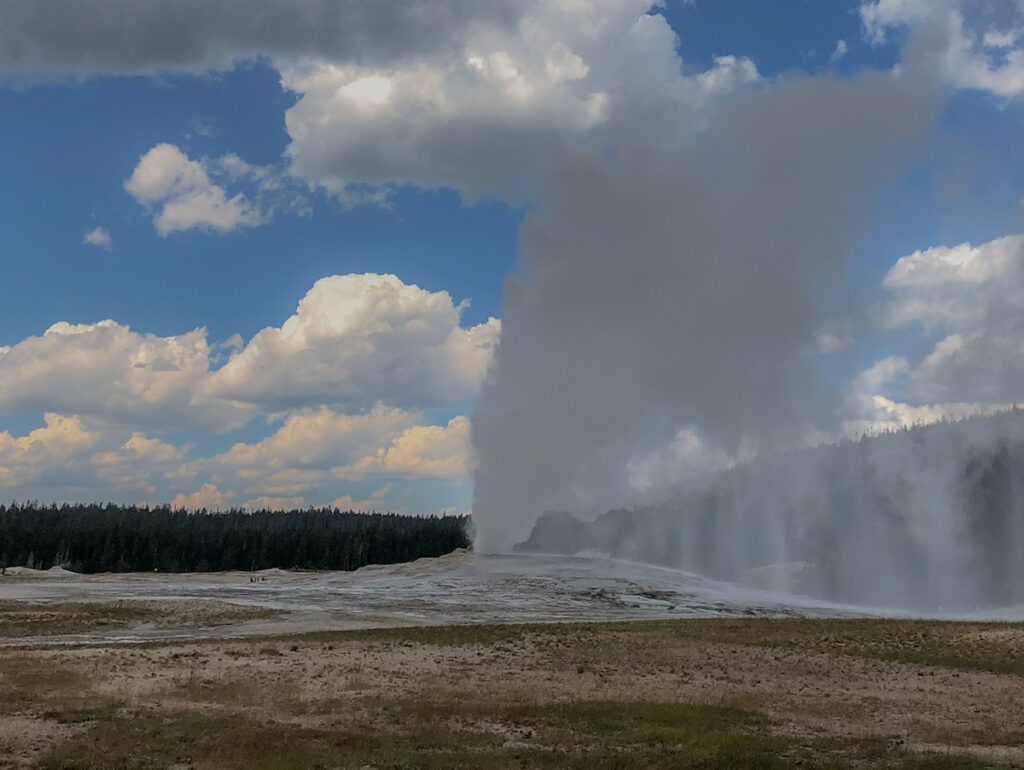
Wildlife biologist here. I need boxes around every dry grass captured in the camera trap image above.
[0,600,281,639]
[0,602,155,638]
[632,618,1024,676]
[2,614,1023,769]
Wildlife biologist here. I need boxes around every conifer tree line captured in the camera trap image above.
[0,503,471,574]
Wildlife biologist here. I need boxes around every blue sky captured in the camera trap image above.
[0,65,519,342]
[1,0,1022,514]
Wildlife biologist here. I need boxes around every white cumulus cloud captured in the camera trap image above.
[204,273,499,412]
[243,495,306,511]
[329,494,379,512]
[879,233,1024,404]
[0,414,100,489]
[341,416,472,479]
[171,483,231,511]
[124,143,267,236]
[0,415,186,499]
[0,273,496,437]
[91,432,188,494]
[0,270,489,510]
[847,232,1024,433]
[169,404,473,509]
[279,0,759,203]
[0,319,250,432]
[82,225,113,250]
[860,0,1024,99]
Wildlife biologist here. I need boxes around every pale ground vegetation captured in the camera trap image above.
[1,597,1023,769]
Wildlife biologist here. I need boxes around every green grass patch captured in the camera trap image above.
[261,621,545,647]
[251,617,1024,680]
[0,600,282,641]
[0,601,156,638]
[627,618,1024,677]
[0,652,118,721]
[36,698,1003,770]
[33,700,796,770]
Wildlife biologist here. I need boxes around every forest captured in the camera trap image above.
[0,503,470,574]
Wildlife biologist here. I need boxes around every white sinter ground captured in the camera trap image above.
[3,550,1023,646]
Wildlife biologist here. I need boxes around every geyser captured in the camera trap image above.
[466,62,1024,612]
[472,71,936,550]
[516,412,1024,612]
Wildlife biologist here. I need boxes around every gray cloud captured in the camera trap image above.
[860,0,1024,99]
[879,234,1024,405]
[0,0,515,78]
[471,72,939,550]
[278,2,759,204]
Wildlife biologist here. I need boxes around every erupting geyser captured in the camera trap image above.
[467,68,1024,614]
[516,412,1024,613]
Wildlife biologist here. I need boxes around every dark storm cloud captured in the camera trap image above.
[0,0,516,78]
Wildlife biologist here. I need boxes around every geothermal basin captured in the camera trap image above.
[4,549,1023,647]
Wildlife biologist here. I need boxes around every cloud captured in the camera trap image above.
[203,273,499,412]
[280,1,759,203]
[212,405,417,474]
[830,39,850,63]
[0,319,250,432]
[341,416,472,479]
[164,404,472,512]
[0,415,185,499]
[0,0,516,79]
[860,0,941,43]
[842,233,1024,434]
[3,1,761,204]
[0,407,473,507]
[0,406,473,509]
[842,355,1009,434]
[984,28,1021,48]
[82,225,113,250]
[184,404,471,483]
[124,143,266,236]
[329,494,379,511]
[0,271,484,507]
[877,233,1024,404]
[860,0,1024,98]
[243,495,306,511]
[0,414,100,488]
[171,483,230,511]
[91,432,188,494]
[0,273,494,441]
[880,234,1024,329]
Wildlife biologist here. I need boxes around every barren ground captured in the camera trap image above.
[2,606,1023,767]
[2,554,1023,768]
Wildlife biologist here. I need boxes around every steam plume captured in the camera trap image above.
[472,72,938,552]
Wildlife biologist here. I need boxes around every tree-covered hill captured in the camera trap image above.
[0,503,470,574]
